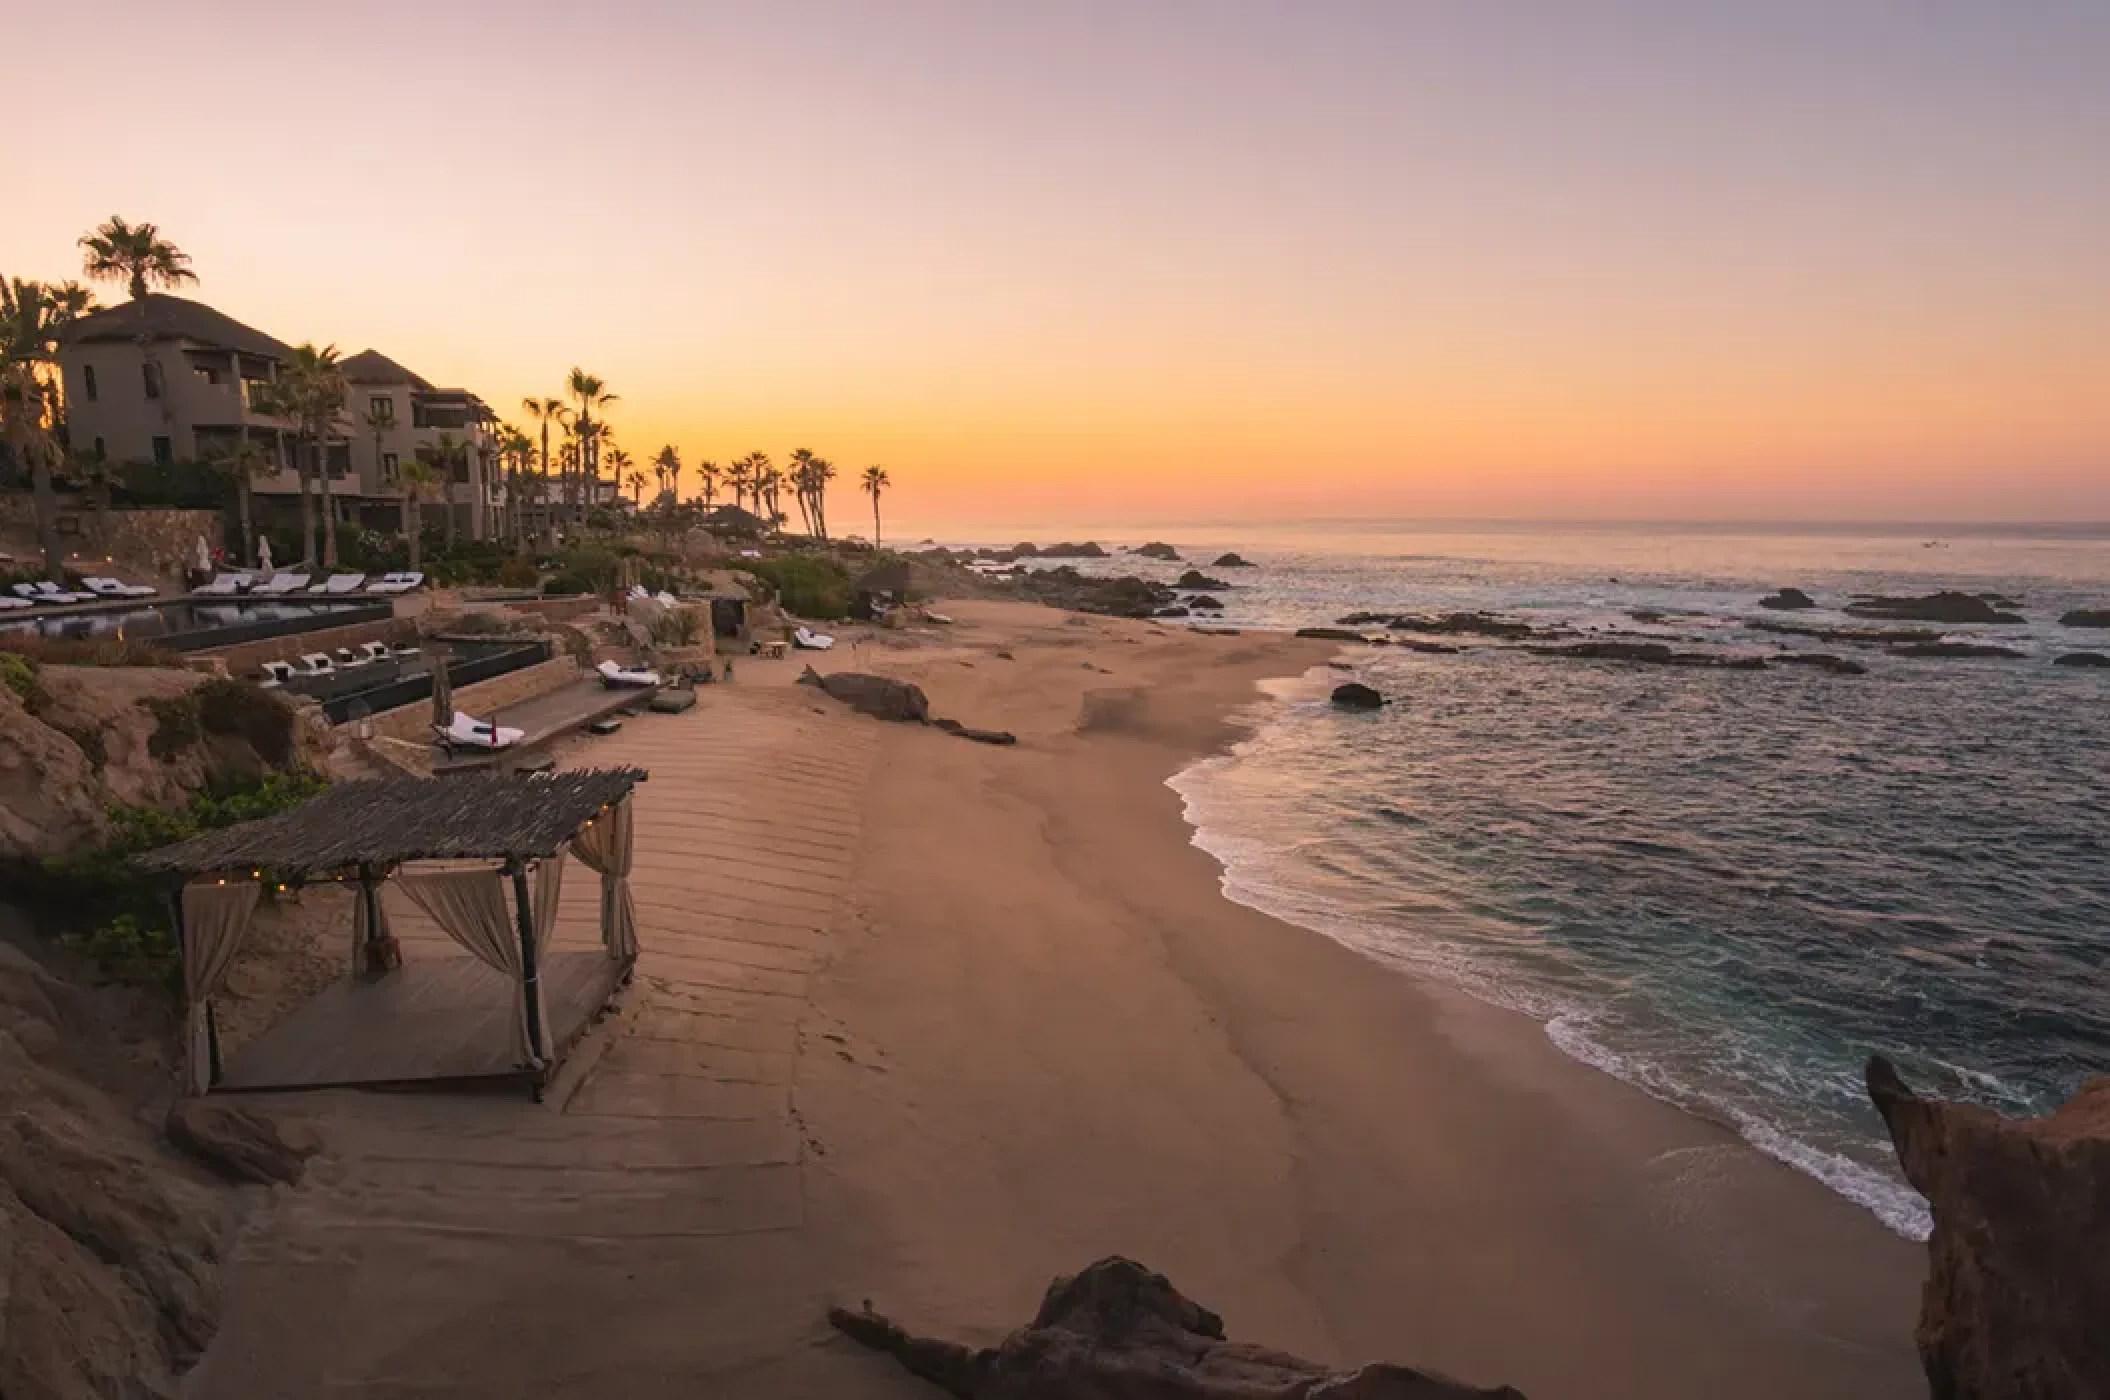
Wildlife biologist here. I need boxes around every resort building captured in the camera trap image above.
[58,296,500,541]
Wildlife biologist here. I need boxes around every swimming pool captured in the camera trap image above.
[0,598,388,651]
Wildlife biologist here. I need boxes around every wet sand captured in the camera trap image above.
[192,599,1923,1399]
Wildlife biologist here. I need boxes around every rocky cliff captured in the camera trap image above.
[1869,1056,2110,1399]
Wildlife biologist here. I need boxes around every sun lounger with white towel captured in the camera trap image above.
[253,572,311,596]
[0,595,32,610]
[195,572,252,596]
[367,571,425,595]
[437,712,524,750]
[793,626,836,651]
[257,660,295,687]
[81,577,157,598]
[293,652,336,677]
[595,659,662,688]
[307,573,367,595]
[12,582,94,604]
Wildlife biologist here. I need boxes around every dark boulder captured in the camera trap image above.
[1017,568,1177,619]
[1038,541,1108,559]
[2060,608,2110,629]
[1211,552,1255,568]
[1186,595,1224,611]
[1008,542,1039,557]
[798,667,931,722]
[1530,640,1766,669]
[1331,683,1385,710]
[1389,612,1536,640]
[2054,652,2110,669]
[1868,1058,2110,1400]
[1759,588,1818,611]
[1133,542,1181,561]
[1629,609,1668,623]
[952,726,1017,746]
[1151,606,1190,618]
[1845,591,2024,624]
[1889,642,2026,660]
[1775,653,1868,675]
[1396,640,1462,654]
[1296,627,1373,643]
[1336,611,1397,626]
[1174,570,1232,591]
[165,1098,320,1186]
[1750,618,1943,646]
[829,1256,1523,1399]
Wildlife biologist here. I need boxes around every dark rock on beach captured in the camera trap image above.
[1530,641,1767,670]
[798,667,932,722]
[1759,587,1818,611]
[1390,612,1538,640]
[1396,639,1462,654]
[1749,618,1945,646]
[1775,653,1868,675]
[1868,1057,2110,1400]
[1330,683,1386,709]
[1296,627,1375,643]
[1185,594,1224,610]
[1036,541,1109,559]
[1150,606,1190,618]
[165,1099,320,1186]
[2060,608,2110,628]
[1174,570,1232,591]
[1016,567,1176,619]
[1844,591,2024,624]
[829,1256,1525,1399]
[1133,541,1181,561]
[1889,642,2026,660]
[1211,552,1255,568]
[1336,611,1396,626]
[2054,652,2110,668]
[1629,608,1668,623]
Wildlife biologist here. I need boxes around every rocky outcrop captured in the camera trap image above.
[1035,541,1109,559]
[1388,613,1537,639]
[1017,568,1177,619]
[1132,542,1181,561]
[1331,682,1385,710]
[1151,606,1190,618]
[0,682,110,861]
[2054,652,2110,669]
[0,936,239,1398]
[798,667,931,723]
[1187,595,1224,611]
[1845,592,2024,624]
[1759,588,1818,610]
[1889,642,2026,660]
[1211,553,1254,568]
[1296,627,1376,643]
[164,1099,319,1186]
[1749,618,1944,646]
[1775,653,1869,675]
[2060,609,2110,628]
[1174,570,1231,591]
[1867,1057,2110,1400]
[1529,641,1767,669]
[829,1256,1524,1399]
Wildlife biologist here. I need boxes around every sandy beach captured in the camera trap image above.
[192,599,1925,1399]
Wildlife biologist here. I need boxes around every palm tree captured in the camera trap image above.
[499,427,535,548]
[210,436,273,566]
[426,430,464,551]
[397,457,437,569]
[861,465,891,546]
[565,368,618,524]
[362,401,393,486]
[628,468,648,507]
[0,278,89,574]
[602,444,632,520]
[521,396,566,545]
[749,451,780,527]
[787,447,816,534]
[725,456,753,514]
[652,445,681,519]
[809,456,837,539]
[268,344,348,567]
[78,217,197,300]
[696,458,720,510]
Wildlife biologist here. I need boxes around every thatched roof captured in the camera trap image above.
[340,348,433,388]
[134,769,647,879]
[856,561,911,595]
[60,294,293,359]
[702,504,771,535]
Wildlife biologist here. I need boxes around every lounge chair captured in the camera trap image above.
[253,572,311,596]
[14,581,94,604]
[292,652,335,677]
[81,577,157,598]
[0,595,32,610]
[195,572,252,596]
[793,626,836,651]
[367,571,425,595]
[595,659,662,689]
[257,660,295,687]
[307,573,367,595]
[352,641,392,665]
[437,712,523,751]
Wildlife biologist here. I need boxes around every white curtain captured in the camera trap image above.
[181,880,261,1094]
[397,865,544,1067]
[569,797,638,962]
[534,853,565,960]
[350,872,394,976]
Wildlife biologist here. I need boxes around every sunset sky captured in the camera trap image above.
[7,1,2107,527]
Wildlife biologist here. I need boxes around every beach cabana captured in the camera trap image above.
[851,560,911,620]
[135,768,647,1097]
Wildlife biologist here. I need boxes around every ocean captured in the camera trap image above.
[947,520,2110,1238]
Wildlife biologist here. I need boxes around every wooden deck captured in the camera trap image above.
[434,678,656,774]
[215,949,628,1093]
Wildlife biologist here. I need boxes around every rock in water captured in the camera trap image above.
[1133,541,1181,561]
[2054,652,2110,669]
[1759,587,1819,610]
[1331,682,1385,710]
[1297,627,1374,643]
[165,1099,320,1185]
[1775,653,1868,675]
[2060,608,2110,628]
[1211,552,1255,568]
[828,1256,1524,1398]
[797,667,931,723]
[1844,591,2025,624]
[1175,570,1233,591]
[1868,1057,2110,1400]
[1890,642,2026,660]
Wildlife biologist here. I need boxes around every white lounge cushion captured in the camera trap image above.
[309,573,366,595]
[793,627,836,651]
[596,659,662,687]
[441,713,523,749]
[0,596,32,609]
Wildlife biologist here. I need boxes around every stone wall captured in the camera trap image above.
[369,656,580,741]
[0,498,222,580]
[500,595,601,624]
[188,616,419,679]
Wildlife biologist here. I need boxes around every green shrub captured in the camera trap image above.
[1,652,42,709]
[496,556,540,589]
[1,635,185,669]
[195,676,298,766]
[142,693,203,758]
[649,610,703,647]
[543,544,621,597]
[741,555,852,619]
[62,914,179,991]
[55,721,108,770]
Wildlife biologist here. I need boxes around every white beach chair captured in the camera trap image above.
[22,581,95,604]
[595,659,662,688]
[368,571,425,595]
[308,573,367,595]
[257,660,295,687]
[0,595,33,610]
[438,712,524,750]
[352,641,393,665]
[254,572,309,596]
[82,577,158,598]
[793,626,836,651]
[194,572,251,596]
[293,652,336,677]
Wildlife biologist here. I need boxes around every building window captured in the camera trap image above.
[83,365,98,402]
[93,436,106,460]
[369,395,394,422]
[327,443,352,479]
[381,452,399,483]
[151,436,173,465]
[143,362,163,399]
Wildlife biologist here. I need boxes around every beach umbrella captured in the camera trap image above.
[429,646,453,727]
[258,536,274,572]
[194,536,212,575]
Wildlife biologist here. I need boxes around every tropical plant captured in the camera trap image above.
[725,455,753,513]
[695,458,720,509]
[397,457,437,569]
[209,435,274,565]
[627,468,647,506]
[266,343,348,567]
[78,216,197,300]
[423,430,463,551]
[498,426,535,547]
[787,447,817,534]
[652,445,681,519]
[565,367,617,522]
[861,464,891,546]
[1,278,92,574]
[521,395,567,545]
[362,400,393,488]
